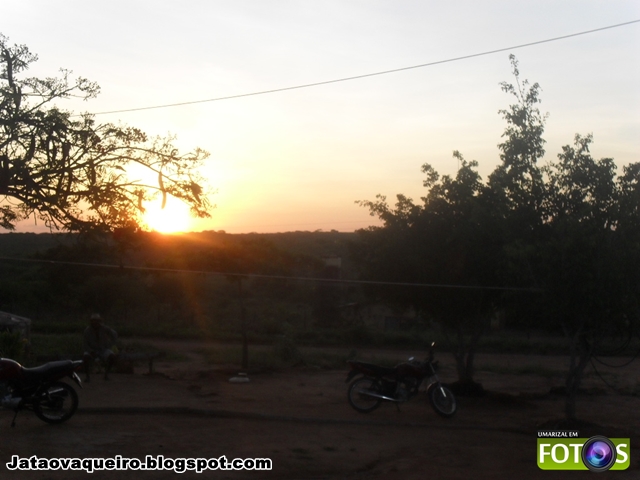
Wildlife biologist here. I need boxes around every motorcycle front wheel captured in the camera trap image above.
[428,384,457,418]
[348,377,383,413]
[34,381,79,424]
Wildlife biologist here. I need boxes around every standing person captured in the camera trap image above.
[82,313,118,382]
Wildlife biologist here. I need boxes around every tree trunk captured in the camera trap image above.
[564,329,592,421]
[451,323,485,395]
[454,325,469,382]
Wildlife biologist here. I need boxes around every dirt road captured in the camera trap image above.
[2,341,638,479]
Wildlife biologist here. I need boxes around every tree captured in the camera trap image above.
[488,57,640,422]
[353,154,504,390]
[354,55,640,416]
[487,55,547,241]
[530,134,640,421]
[484,55,550,329]
[352,57,549,390]
[0,34,212,232]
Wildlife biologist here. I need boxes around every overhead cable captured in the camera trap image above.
[87,19,640,116]
[0,256,541,292]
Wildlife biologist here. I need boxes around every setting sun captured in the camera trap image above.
[142,197,192,233]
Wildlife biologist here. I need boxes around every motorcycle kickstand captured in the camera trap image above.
[395,403,401,413]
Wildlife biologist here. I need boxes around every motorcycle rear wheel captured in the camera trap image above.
[34,381,79,424]
[428,384,457,418]
[348,377,383,413]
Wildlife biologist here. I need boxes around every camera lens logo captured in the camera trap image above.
[582,436,616,472]
[537,431,630,471]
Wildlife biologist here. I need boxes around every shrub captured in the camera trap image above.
[0,331,27,360]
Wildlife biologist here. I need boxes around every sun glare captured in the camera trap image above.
[143,198,192,233]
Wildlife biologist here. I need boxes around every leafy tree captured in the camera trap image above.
[489,57,640,422]
[484,55,550,328]
[354,154,504,389]
[0,33,212,232]
[352,58,549,389]
[354,55,640,417]
[487,55,547,242]
[528,135,640,421]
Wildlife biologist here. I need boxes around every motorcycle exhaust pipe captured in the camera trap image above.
[354,389,400,402]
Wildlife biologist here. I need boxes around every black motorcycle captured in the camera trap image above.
[0,358,83,426]
[345,343,456,417]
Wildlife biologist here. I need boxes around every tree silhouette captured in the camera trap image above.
[354,154,503,389]
[354,56,640,412]
[489,57,640,421]
[0,33,212,232]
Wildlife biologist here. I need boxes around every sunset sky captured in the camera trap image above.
[4,1,640,233]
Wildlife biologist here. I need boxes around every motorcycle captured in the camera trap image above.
[345,342,456,417]
[0,358,83,426]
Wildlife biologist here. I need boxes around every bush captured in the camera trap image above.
[29,333,82,359]
[0,331,27,360]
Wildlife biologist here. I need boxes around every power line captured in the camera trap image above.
[87,19,640,116]
[0,256,541,292]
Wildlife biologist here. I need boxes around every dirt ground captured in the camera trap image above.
[2,340,639,479]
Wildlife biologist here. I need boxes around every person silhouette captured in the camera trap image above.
[82,313,118,381]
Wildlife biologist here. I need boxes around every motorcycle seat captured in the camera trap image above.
[22,360,76,379]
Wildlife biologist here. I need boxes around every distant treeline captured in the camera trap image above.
[0,230,360,337]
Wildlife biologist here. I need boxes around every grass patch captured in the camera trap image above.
[0,332,29,362]
[31,321,86,335]
[29,333,82,359]
[199,343,356,372]
[27,334,186,366]
[292,327,440,349]
[198,342,416,372]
